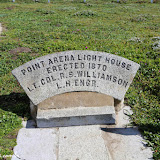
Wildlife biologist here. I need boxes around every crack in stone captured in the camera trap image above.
[14,153,26,160]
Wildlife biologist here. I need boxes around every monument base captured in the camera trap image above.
[36,106,115,127]
[30,92,116,127]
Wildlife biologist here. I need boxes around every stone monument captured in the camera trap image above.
[12,50,140,127]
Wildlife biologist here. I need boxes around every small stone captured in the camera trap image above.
[152,41,160,51]
[128,37,142,43]
[151,37,160,41]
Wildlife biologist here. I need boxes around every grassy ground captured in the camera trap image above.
[0,0,159,159]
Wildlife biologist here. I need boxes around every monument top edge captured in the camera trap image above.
[12,50,140,73]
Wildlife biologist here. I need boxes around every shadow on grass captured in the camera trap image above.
[139,124,160,134]
[0,92,31,119]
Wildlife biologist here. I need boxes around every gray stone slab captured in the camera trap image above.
[101,106,153,160]
[37,106,116,127]
[58,125,112,160]
[12,106,153,160]
[12,128,58,160]
[38,106,115,118]
[12,51,140,105]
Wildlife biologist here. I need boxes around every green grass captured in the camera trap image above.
[0,0,160,159]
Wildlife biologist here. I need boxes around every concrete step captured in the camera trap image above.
[11,126,112,160]
[36,106,116,127]
[12,106,153,160]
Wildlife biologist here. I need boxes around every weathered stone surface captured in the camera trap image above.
[58,125,112,160]
[12,51,140,105]
[114,98,124,112]
[12,128,58,160]
[38,92,114,109]
[101,106,153,160]
[30,92,114,120]
[37,106,115,127]
[12,107,153,160]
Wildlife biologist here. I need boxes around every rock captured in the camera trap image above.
[128,37,142,43]
[152,41,160,51]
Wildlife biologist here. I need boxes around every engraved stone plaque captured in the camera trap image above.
[12,50,140,105]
